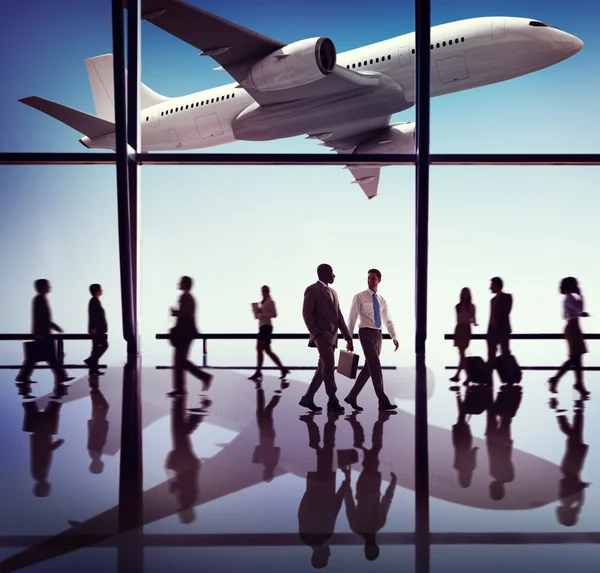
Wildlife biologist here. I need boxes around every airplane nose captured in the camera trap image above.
[557,31,583,56]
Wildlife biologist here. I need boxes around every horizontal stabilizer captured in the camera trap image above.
[19,96,115,139]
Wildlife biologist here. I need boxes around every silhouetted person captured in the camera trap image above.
[300,264,353,413]
[450,287,478,383]
[555,400,590,526]
[252,383,281,482]
[84,283,108,377]
[168,276,213,397]
[87,383,109,474]
[22,397,64,497]
[548,277,591,399]
[451,388,479,488]
[485,384,522,501]
[486,277,512,367]
[165,395,204,524]
[298,412,349,568]
[248,285,290,383]
[344,412,397,561]
[344,269,399,411]
[16,279,73,385]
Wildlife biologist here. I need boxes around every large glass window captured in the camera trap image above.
[430,0,598,153]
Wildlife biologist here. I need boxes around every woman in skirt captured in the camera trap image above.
[249,285,290,382]
[450,287,478,382]
[548,277,590,398]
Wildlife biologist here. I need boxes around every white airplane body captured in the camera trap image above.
[21,0,583,197]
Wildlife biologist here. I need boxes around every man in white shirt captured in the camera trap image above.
[344,269,398,411]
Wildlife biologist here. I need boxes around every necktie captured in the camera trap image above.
[326,286,334,304]
[373,293,382,328]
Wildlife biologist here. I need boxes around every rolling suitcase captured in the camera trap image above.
[495,353,522,384]
[465,356,492,385]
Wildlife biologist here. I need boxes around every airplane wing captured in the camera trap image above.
[308,115,392,199]
[124,0,382,105]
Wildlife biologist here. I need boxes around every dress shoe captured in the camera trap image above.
[379,403,398,411]
[299,398,322,412]
[343,397,363,411]
[327,402,345,414]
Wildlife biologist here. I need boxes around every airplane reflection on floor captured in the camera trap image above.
[0,363,595,573]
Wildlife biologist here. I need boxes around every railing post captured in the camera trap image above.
[56,337,64,366]
[202,337,208,368]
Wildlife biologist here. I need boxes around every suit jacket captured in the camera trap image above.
[302,282,351,348]
[175,292,199,339]
[488,292,513,334]
[32,294,55,338]
[88,297,108,334]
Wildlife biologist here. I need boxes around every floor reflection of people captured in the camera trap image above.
[555,399,590,527]
[252,382,281,482]
[165,396,205,524]
[451,389,479,488]
[22,393,65,497]
[298,412,349,569]
[87,381,109,474]
[485,384,522,501]
[344,411,397,561]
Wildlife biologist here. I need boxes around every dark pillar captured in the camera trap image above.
[415,0,431,356]
[111,0,136,355]
[414,1,431,572]
[127,0,141,355]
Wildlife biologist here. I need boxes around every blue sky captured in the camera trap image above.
[0,0,599,368]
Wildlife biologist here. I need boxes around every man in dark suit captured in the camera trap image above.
[168,276,213,397]
[301,264,353,413]
[84,284,108,376]
[487,276,513,366]
[16,279,73,384]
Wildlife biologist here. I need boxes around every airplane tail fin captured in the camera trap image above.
[85,54,170,122]
[18,96,115,139]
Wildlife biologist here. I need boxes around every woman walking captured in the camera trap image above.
[249,286,290,382]
[548,277,591,398]
[450,287,478,383]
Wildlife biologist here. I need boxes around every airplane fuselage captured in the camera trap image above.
[83,16,582,151]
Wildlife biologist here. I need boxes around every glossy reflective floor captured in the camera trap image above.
[0,348,598,572]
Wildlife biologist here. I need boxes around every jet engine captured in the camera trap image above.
[353,122,416,154]
[240,37,336,92]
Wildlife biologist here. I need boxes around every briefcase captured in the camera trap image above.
[337,350,359,379]
[24,339,54,363]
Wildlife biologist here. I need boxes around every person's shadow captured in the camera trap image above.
[87,380,110,475]
[165,395,207,524]
[485,384,523,501]
[21,391,65,497]
[298,411,349,569]
[252,383,281,482]
[451,388,479,488]
[555,399,590,526]
[344,411,397,561]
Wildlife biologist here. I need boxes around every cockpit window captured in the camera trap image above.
[529,21,549,27]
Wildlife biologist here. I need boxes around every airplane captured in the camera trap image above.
[1,365,568,572]
[19,1,583,199]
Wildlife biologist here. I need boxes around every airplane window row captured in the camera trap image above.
[145,93,236,121]
[428,36,465,49]
[346,55,392,69]
[344,37,465,69]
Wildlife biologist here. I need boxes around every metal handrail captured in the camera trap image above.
[155,332,395,369]
[444,333,600,340]
[0,333,105,369]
